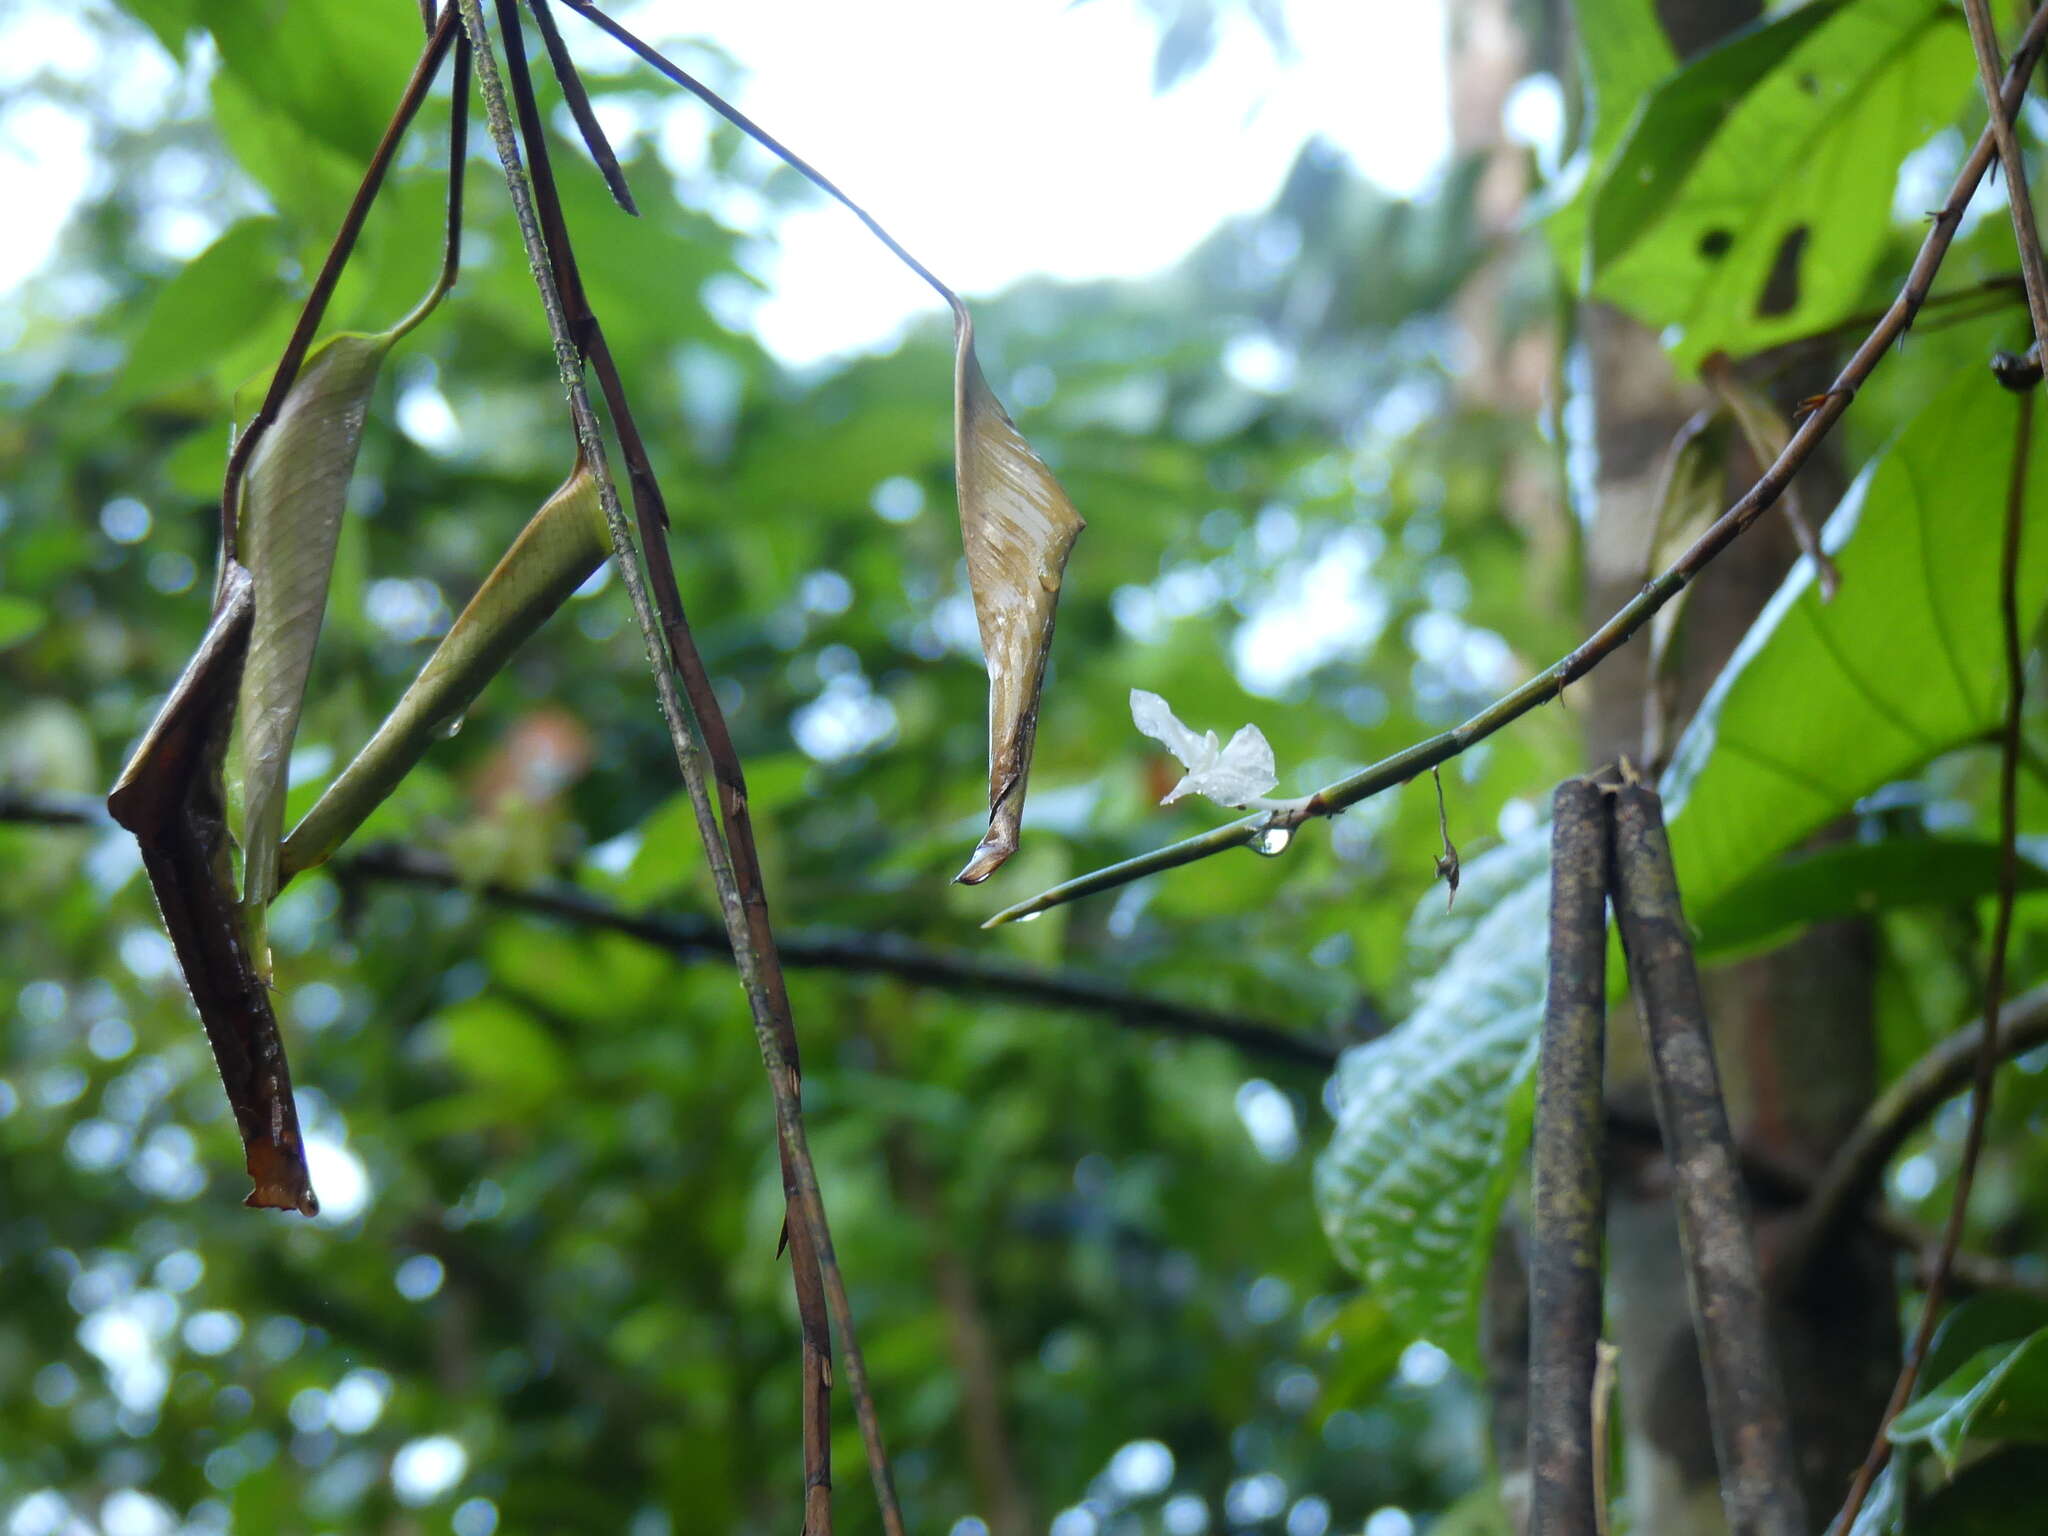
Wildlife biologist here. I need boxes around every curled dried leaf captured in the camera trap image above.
[281,461,610,878]
[235,331,393,936]
[952,307,1085,884]
[107,565,318,1216]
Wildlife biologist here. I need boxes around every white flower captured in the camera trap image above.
[1130,689,1278,807]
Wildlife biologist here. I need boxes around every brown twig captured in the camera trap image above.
[463,4,903,1529]
[477,7,832,1519]
[525,0,638,214]
[1527,779,1612,1536]
[1961,0,2048,357]
[333,842,1338,1068]
[1611,784,1806,1536]
[984,4,2048,928]
[1829,383,2034,1536]
[214,4,458,581]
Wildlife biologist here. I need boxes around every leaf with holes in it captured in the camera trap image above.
[1313,834,1549,1371]
[1662,363,2048,919]
[952,307,1086,885]
[278,461,611,882]
[1589,0,1968,370]
[234,329,392,941]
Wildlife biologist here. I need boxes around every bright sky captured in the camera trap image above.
[2,0,1452,365]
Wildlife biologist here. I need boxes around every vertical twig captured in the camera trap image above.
[481,3,842,1522]
[1829,385,2033,1534]
[1610,783,1806,1536]
[1527,779,1611,1536]
[459,6,905,1530]
[1960,0,2048,356]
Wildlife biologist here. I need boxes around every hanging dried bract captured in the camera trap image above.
[107,566,320,1215]
[280,459,610,878]
[951,305,1086,884]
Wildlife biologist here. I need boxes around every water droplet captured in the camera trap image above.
[1016,910,1044,923]
[1252,826,1293,858]
[440,715,464,739]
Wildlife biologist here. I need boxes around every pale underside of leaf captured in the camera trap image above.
[951,307,1085,885]
[234,330,391,926]
[280,462,610,879]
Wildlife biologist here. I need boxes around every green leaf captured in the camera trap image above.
[425,995,571,1113]
[119,219,288,403]
[1543,0,1677,273]
[1313,835,1547,1370]
[1890,1329,2048,1473]
[1663,365,2048,919]
[196,0,427,164]
[280,465,610,879]
[0,595,46,649]
[1589,0,1969,369]
[1694,839,2048,961]
[235,330,394,923]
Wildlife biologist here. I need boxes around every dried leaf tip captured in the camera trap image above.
[951,306,1085,884]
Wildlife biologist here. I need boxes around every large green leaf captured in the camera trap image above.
[1542,0,1677,274]
[1590,0,1969,369]
[1663,365,2048,915]
[1693,840,2048,960]
[1313,835,1547,1370]
[1890,1328,2048,1473]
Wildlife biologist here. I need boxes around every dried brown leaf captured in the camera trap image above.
[950,307,1085,884]
[107,565,318,1216]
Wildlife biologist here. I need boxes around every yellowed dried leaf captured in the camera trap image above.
[950,306,1085,884]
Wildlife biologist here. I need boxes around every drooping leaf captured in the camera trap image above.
[1589,0,1969,369]
[951,309,1086,885]
[105,565,318,1216]
[1313,833,1548,1370]
[279,462,611,879]
[234,330,394,932]
[1663,365,2048,917]
[1889,1328,2048,1473]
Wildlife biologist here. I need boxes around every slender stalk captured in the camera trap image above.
[1961,0,2048,356]
[482,4,835,1522]
[1527,780,1612,1536]
[216,4,457,578]
[462,6,904,1529]
[984,3,2048,929]
[1611,783,1806,1536]
[525,0,638,214]
[389,27,472,341]
[1829,386,2034,1536]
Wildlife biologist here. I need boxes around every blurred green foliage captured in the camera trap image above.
[4,2,2048,1534]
